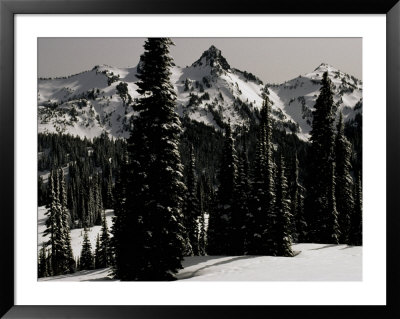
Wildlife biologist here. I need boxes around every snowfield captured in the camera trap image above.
[38,243,362,282]
[177,244,361,281]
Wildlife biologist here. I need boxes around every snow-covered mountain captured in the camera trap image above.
[38,46,362,141]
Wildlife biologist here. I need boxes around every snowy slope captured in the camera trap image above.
[38,206,115,259]
[267,63,362,140]
[38,47,362,141]
[38,243,361,281]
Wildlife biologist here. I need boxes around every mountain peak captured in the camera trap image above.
[313,62,338,73]
[192,45,231,71]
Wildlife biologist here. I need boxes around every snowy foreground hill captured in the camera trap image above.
[38,46,362,141]
[38,206,361,282]
[39,243,362,281]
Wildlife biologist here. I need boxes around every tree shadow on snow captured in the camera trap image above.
[339,245,357,250]
[181,256,229,268]
[178,255,258,280]
[309,244,338,250]
[82,276,114,282]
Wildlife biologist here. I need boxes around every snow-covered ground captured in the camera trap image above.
[38,243,362,281]
[177,243,362,281]
[38,206,114,259]
[38,268,113,282]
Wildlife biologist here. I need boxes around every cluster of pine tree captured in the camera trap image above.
[38,133,122,229]
[305,72,362,245]
[208,97,294,257]
[76,212,113,271]
[38,38,362,281]
[38,134,119,277]
[38,168,75,277]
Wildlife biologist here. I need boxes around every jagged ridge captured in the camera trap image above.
[38,46,362,141]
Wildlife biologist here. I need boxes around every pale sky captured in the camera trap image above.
[38,38,362,84]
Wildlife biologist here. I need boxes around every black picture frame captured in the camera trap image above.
[1,0,399,318]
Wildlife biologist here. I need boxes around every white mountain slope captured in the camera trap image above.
[38,46,362,141]
[267,63,363,139]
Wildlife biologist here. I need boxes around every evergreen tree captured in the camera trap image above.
[111,155,128,276]
[94,173,103,225]
[42,168,74,276]
[94,234,101,269]
[43,169,65,275]
[38,242,48,278]
[295,185,307,243]
[182,144,200,256]
[289,153,307,242]
[58,168,75,274]
[38,176,46,206]
[98,211,112,268]
[105,165,114,209]
[326,162,340,244]
[113,38,186,280]
[46,248,53,276]
[80,196,86,228]
[248,96,276,255]
[197,181,207,256]
[305,71,339,243]
[349,172,362,246]
[207,122,237,255]
[197,173,213,256]
[232,136,251,255]
[275,154,294,256]
[80,229,94,270]
[335,112,354,243]
[87,186,95,227]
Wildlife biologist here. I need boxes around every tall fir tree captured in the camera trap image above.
[113,38,186,280]
[248,96,276,255]
[98,211,112,268]
[305,71,339,243]
[44,169,66,276]
[38,242,48,278]
[94,234,101,269]
[232,136,251,255]
[59,168,76,274]
[43,170,59,274]
[289,153,307,242]
[207,122,237,255]
[87,185,95,227]
[80,229,94,270]
[349,172,362,246]
[111,154,128,277]
[182,144,200,256]
[42,168,75,276]
[275,153,294,256]
[94,173,104,225]
[335,112,354,243]
[38,176,46,206]
[197,180,207,256]
[105,164,114,209]
[198,172,213,256]
[326,162,340,244]
[295,185,307,243]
